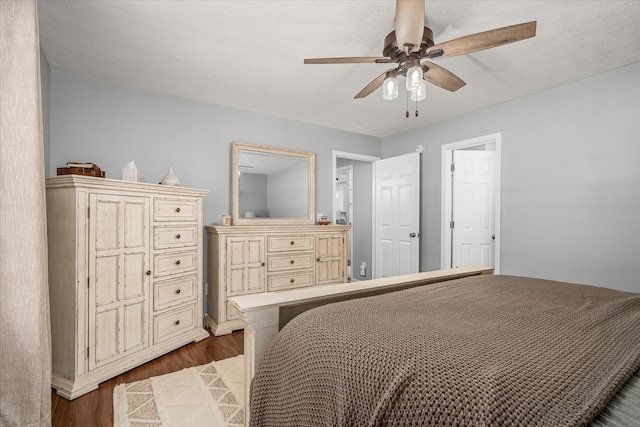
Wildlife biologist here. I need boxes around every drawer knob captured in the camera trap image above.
[290,279,294,283]
[290,260,295,264]
[261,262,265,267]
[317,257,320,262]
[175,289,181,294]
[175,260,181,265]
[146,270,151,276]
[290,241,294,245]
[176,234,181,239]
[175,320,180,326]
[175,207,181,213]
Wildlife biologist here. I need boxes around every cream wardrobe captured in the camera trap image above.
[46,176,208,399]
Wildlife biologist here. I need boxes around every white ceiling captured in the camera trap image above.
[37,1,640,138]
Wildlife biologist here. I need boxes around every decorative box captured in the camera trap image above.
[57,166,105,178]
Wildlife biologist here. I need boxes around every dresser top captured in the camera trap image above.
[206,224,351,234]
[46,175,209,197]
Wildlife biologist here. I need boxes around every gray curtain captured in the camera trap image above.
[0,1,52,426]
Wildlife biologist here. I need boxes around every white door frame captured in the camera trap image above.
[335,164,354,264]
[441,133,502,273]
[332,151,380,277]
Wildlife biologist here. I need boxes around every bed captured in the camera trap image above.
[246,273,640,426]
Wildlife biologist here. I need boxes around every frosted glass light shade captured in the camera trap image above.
[410,81,427,102]
[383,76,398,100]
[405,65,423,91]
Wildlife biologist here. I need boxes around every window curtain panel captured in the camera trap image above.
[0,1,52,426]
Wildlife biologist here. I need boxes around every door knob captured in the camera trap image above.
[492,234,496,240]
[409,232,418,238]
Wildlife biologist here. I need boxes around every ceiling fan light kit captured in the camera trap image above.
[405,63,424,91]
[304,0,536,117]
[410,81,427,102]
[383,75,399,100]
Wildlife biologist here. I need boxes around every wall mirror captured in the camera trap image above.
[231,141,315,225]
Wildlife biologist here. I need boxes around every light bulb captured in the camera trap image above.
[383,76,398,100]
[405,65,423,91]
[410,81,427,102]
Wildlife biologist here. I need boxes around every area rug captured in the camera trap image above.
[113,355,244,427]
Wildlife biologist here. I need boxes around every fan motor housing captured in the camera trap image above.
[383,27,434,60]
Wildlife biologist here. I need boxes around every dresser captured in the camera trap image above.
[206,224,351,335]
[46,176,208,399]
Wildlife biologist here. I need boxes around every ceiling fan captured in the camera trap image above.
[304,0,536,113]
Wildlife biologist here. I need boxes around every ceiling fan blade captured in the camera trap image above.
[354,69,396,99]
[304,57,390,64]
[427,21,536,58]
[395,0,425,53]
[421,61,466,92]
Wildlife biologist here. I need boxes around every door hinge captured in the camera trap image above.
[86,346,89,359]
[449,221,455,229]
[87,207,90,218]
[451,164,455,172]
[87,277,90,289]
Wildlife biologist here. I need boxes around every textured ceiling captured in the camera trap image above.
[37,1,640,138]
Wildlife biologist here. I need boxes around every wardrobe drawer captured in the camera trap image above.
[153,275,197,311]
[153,250,197,277]
[154,225,197,249]
[267,252,314,272]
[267,271,314,291]
[154,198,198,222]
[154,305,196,344]
[268,235,314,252]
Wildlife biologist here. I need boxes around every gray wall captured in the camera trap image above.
[382,62,640,293]
[48,72,381,228]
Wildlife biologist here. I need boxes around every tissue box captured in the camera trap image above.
[121,168,140,182]
[57,166,105,178]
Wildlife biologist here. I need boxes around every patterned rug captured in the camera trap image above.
[113,355,244,427]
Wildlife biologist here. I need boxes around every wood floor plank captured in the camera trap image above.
[51,330,244,427]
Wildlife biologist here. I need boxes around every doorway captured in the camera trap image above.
[335,165,353,261]
[441,133,502,273]
[333,151,379,281]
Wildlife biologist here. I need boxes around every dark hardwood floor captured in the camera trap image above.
[51,329,244,427]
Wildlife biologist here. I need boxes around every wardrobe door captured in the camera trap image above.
[88,193,150,370]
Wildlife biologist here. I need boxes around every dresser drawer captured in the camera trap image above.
[154,275,197,311]
[154,225,197,249]
[267,271,314,291]
[154,305,196,344]
[154,198,198,222]
[154,250,197,277]
[268,235,314,252]
[267,252,314,272]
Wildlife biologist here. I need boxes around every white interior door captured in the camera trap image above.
[374,152,420,278]
[452,150,495,268]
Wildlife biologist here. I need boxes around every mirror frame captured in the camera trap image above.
[231,141,315,226]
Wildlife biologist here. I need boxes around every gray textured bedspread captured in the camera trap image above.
[250,275,640,426]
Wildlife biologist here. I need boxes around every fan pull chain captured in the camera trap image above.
[415,99,419,117]
[406,89,409,118]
